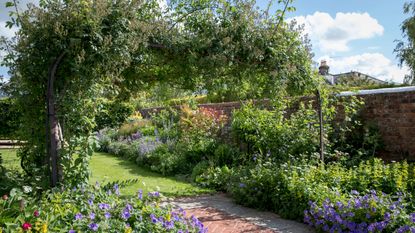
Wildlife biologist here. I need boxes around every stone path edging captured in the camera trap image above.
[166,193,314,233]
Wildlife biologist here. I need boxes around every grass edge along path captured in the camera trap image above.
[0,149,212,197]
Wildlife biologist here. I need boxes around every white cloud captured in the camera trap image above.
[318,53,410,83]
[291,12,384,53]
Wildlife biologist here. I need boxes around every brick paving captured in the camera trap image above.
[167,194,314,233]
[185,207,276,233]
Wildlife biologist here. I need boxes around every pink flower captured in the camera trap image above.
[22,222,32,230]
[34,210,40,217]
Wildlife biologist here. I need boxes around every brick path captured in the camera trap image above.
[167,194,314,233]
[186,207,276,233]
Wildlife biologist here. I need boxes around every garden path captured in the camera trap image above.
[167,193,314,233]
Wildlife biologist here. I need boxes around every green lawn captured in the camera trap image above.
[0,149,211,197]
[0,149,21,170]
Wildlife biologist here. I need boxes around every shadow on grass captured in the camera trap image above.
[91,152,213,197]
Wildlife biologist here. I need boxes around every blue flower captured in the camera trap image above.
[239,183,246,188]
[138,189,143,200]
[114,184,120,195]
[148,191,160,198]
[89,223,99,231]
[150,213,158,223]
[121,208,131,220]
[74,213,83,220]
[98,203,110,210]
[410,213,415,223]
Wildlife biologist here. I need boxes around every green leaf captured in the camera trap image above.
[5,2,14,8]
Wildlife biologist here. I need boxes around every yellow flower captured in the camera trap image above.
[125,227,132,233]
[41,223,48,233]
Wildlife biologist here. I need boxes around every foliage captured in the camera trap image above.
[196,158,415,221]
[231,101,320,162]
[305,191,415,233]
[0,184,208,232]
[0,98,20,139]
[396,1,415,85]
[95,99,135,131]
[1,0,314,187]
[117,119,154,138]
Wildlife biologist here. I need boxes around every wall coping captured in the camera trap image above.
[339,86,415,96]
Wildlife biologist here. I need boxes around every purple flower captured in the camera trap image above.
[239,183,246,188]
[148,191,160,198]
[69,230,76,233]
[121,208,131,220]
[88,199,94,206]
[98,203,110,210]
[410,213,415,223]
[74,213,83,220]
[138,189,143,200]
[114,184,120,195]
[89,212,96,220]
[89,223,99,231]
[150,213,158,223]
[104,212,111,219]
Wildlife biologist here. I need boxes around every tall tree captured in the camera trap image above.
[2,0,315,187]
[396,1,415,84]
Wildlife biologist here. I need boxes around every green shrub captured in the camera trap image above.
[195,166,234,191]
[196,158,415,221]
[117,119,153,138]
[231,102,318,162]
[0,98,20,139]
[211,144,241,167]
[191,161,212,181]
[95,99,135,131]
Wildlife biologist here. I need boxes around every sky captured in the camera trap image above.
[281,0,411,83]
[0,0,412,83]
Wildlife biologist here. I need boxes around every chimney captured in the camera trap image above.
[319,60,330,75]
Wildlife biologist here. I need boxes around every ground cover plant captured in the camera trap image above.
[0,183,207,233]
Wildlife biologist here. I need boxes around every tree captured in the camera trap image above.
[2,0,315,187]
[396,1,415,84]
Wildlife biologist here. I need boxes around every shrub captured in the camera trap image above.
[195,166,233,191]
[231,102,318,162]
[0,184,207,232]
[191,161,212,181]
[95,99,135,131]
[0,98,20,139]
[118,119,153,138]
[196,159,415,221]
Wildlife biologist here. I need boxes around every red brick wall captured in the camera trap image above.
[139,89,415,161]
[356,91,415,161]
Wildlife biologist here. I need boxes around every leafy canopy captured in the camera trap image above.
[2,0,315,187]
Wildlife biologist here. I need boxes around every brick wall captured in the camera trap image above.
[139,87,415,161]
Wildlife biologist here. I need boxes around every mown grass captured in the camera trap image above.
[0,149,21,170]
[0,149,212,197]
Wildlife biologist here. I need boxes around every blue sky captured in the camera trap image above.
[0,0,411,82]
[279,0,410,82]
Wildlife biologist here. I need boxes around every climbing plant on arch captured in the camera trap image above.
[2,0,315,187]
